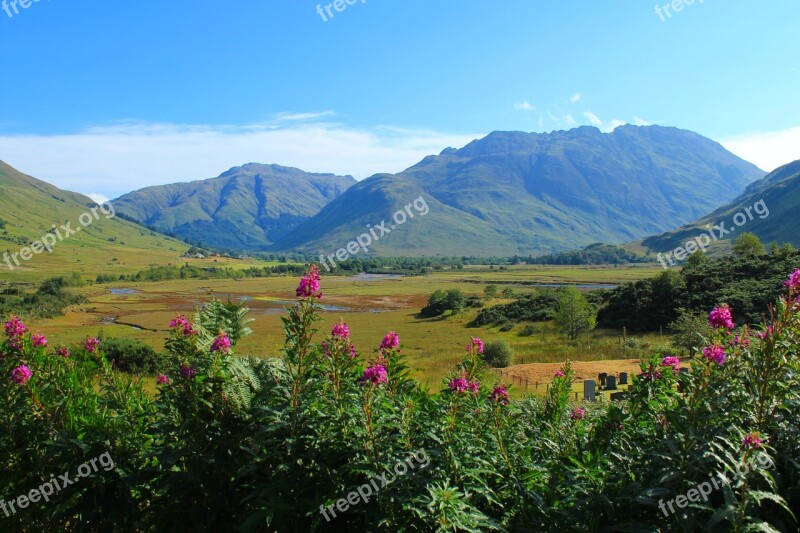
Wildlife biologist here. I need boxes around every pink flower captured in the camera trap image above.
[728,335,751,348]
[379,331,400,351]
[784,269,800,290]
[296,265,322,299]
[11,365,32,385]
[570,407,586,420]
[5,316,27,337]
[489,386,510,405]
[156,374,170,385]
[743,432,763,449]
[709,304,734,330]
[84,338,100,353]
[757,326,775,340]
[169,315,194,336]
[179,365,197,379]
[331,320,350,339]
[359,364,388,386]
[55,346,70,358]
[449,377,468,393]
[31,334,47,348]
[466,337,484,354]
[703,344,726,366]
[661,356,680,371]
[348,342,358,359]
[554,371,565,378]
[449,376,480,395]
[210,333,231,354]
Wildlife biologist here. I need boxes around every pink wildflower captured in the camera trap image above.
[11,365,32,385]
[5,316,27,337]
[489,386,510,406]
[169,315,194,336]
[156,374,170,385]
[784,269,800,290]
[31,334,47,348]
[331,320,350,339]
[709,304,734,330]
[554,370,565,378]
[379,331,400,351]
[661,356,680,371]
[570,407,586,420]
[703,344,726,366]
[757,326,774,340]
[84,338,100,353]
[743,432,763,449]
[359,364,388,386]
[449,377,468,393]
[466,337,485,354]
[296,265,322,299]
[55,346,70,358]
[210,333,231,354]
[179,365,197,379]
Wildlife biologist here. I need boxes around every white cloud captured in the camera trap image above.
[515,101,535,111]
[0,120,483,199]
[632,116,651,126]
[609,119,626,131]
[720,126,800,172]
[583,112,604,127]
[565,114,578,127]
[569,92,582,103]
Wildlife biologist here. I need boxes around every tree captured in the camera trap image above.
[421,289,448,317]
[483,284,498,298]
[732,232,765,258]
[554,287,596,340]
[444,288,466,315]
[482,340,514,367]
[501,288,515,298]
[668,308,713,355]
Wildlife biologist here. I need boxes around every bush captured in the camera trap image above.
[101,337,162,374]
[482,340,514,367]
[518,324,536,336]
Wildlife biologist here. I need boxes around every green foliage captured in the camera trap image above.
[0,277,87,319]
[528,243,650,265]
[472,289,560,326]
[599,248,800,330]
[194,298,254,346]
[554,287,597,340]
[421,288,467,317]
[733,232,767,257]
[669,308,714,354]
[482,340,513,367]
[483,283,498,298]
[2,268,800,531]
[101,337,162,374]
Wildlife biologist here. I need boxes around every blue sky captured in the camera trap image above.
[1,0,798,200]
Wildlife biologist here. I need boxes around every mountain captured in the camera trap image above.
[114,164,356,250]
[0,160,187,281]
[640,159,800,253]
[271,125,765,256]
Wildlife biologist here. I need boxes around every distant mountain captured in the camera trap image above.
[114,164,356,250]
[271,125,765,256]
[640,159,800,253]
[0,160,186,280]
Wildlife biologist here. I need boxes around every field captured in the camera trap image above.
[15,263,667,390]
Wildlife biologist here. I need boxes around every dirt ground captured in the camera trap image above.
[500,359,644,384]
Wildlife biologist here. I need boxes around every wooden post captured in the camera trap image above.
[623,326,627,340]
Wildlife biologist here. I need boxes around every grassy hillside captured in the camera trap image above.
[273,125,765,256]
[0,160,191,282]
[640,159,800,253]
[114,163,356,251]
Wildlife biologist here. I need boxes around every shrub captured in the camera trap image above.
[519,324,536,336]
[102,337,162,374]
[482,339,514,367]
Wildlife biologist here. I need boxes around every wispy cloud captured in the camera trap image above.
[0,118,483,199]
[720,126,800,172]
[569,92,582,103]
[515,101,536,111]
[583,111,604,127]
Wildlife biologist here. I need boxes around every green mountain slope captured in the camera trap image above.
[272,125,765,256]
[0,160,187,281]
[640,159,800,253]
[113,164,356,251]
